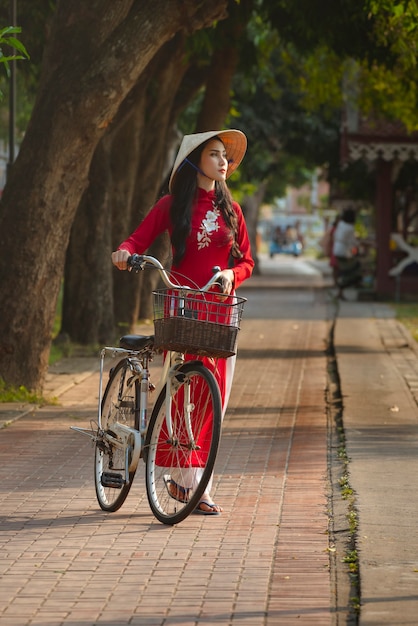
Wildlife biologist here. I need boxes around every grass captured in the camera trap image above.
[392,303,418,342]
[0,377,49,405]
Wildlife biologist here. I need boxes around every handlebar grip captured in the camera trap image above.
[127,254,145,271]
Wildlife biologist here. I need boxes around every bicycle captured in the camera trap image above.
[71,254,246,525]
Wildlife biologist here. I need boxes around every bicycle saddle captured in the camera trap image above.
[119,335,154,350]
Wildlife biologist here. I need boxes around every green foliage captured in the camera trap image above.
[0,26,29,76]
[279,41,418,132]
[227,24,342,203]
[0,376,45,404]
[280,45,342,114]
[368,0,418,72]
[266,0,381,60]
[359,61,418,131]
[0,25,30,117]
[343,549,359,573]
[252,1,418,136]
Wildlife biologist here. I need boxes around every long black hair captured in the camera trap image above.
[170,137,242,265]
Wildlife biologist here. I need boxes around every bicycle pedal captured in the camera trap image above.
[101,472,125,489]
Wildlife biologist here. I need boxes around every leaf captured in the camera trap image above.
[0,26,30,64]
[0,26,22,38]
[5,36,30,58]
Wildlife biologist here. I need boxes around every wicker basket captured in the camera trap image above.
[153,288,246,358]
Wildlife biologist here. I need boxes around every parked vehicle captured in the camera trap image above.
[269,224,303,257]
[269,239,303,257]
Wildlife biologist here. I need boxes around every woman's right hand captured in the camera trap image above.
[111,249,131,270]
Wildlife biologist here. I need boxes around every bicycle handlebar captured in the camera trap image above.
[127,254,224,292]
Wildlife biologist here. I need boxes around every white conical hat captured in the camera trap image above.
[168,129,247,192]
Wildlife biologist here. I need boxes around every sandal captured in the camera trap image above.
[193,500,221,516]
[163,475,190,503]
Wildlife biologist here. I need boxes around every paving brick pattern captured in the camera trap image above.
[0,287,332,626]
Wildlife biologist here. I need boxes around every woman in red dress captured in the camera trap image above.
[112,129,254,514]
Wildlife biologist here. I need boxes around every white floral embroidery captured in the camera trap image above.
[197,205,220,249]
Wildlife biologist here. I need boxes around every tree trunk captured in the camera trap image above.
[196,0,249,131]
[0,0,228,391]
[63,80,147,343]
[61,139,115,345]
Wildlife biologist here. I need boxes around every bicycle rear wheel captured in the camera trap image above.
[145,361,222,525]
[94,358,139,512]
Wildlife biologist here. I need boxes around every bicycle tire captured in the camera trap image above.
[145,361,222,525]
[94,358,140,512]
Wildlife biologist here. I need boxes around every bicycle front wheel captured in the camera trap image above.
[94,358,139,512]
[145,361,222,525]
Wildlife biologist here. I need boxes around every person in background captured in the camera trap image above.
[332,207,362,299]
[111,130,254,515]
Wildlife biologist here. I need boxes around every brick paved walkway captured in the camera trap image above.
[0,285,333,626]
